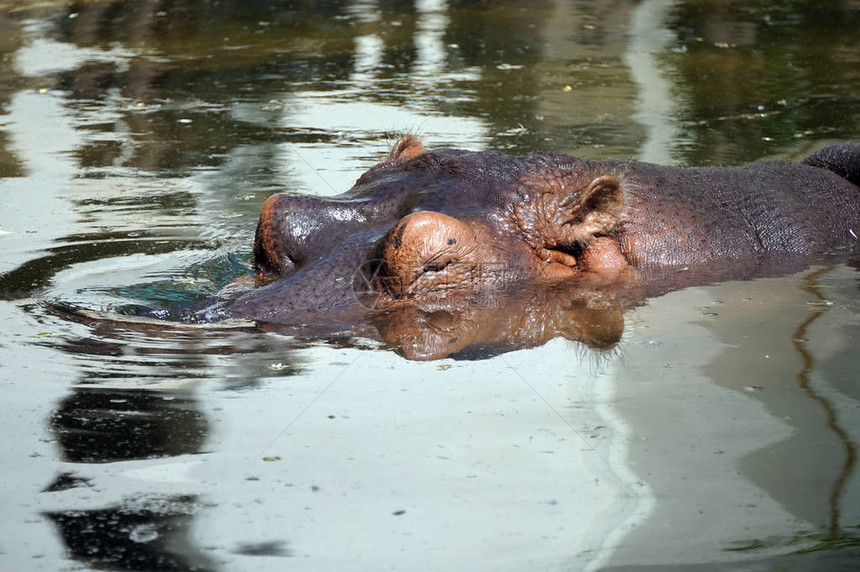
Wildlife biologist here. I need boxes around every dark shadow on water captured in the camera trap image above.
[45,496,216,572]
[51,389,209,464]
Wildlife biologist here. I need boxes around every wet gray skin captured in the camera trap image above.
[214,140,860,329]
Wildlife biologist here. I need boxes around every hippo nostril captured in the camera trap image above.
[391,224,407,250]
[278,254,298,272]
[254,194,305,276]
[254,244,296,280]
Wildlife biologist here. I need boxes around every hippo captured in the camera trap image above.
[210,138,859,356]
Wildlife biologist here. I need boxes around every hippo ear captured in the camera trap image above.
[560,175,624,238]
[516,172,624,257]
[355,136,426,185]
[389,135,425,161]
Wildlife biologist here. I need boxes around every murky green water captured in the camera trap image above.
[1,1,858,570]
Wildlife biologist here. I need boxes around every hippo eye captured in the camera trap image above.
[423,259,452,273]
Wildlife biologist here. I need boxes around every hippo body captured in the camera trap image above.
[219,138,860,328]
[599,156,859,265]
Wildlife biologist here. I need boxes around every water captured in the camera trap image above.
[1,1,859,570]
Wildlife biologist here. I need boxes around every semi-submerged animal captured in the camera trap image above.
[210,138,859,358]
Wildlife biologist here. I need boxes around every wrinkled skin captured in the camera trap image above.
[212,138,860,359]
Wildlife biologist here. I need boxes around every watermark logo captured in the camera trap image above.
[352,259,401,310]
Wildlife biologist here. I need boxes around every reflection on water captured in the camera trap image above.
[41,303,306,388]
[665,1,860,165]
[714,267,859,549]
[1,0,859,570]
[610,266,860,568]
[795,269,857,540]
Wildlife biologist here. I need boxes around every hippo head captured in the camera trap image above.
[218,136,632,354]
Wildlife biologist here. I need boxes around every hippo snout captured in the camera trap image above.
[254,194,371,279]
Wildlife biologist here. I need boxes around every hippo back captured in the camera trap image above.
[803,143,860,187]
[605,157,860,266]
